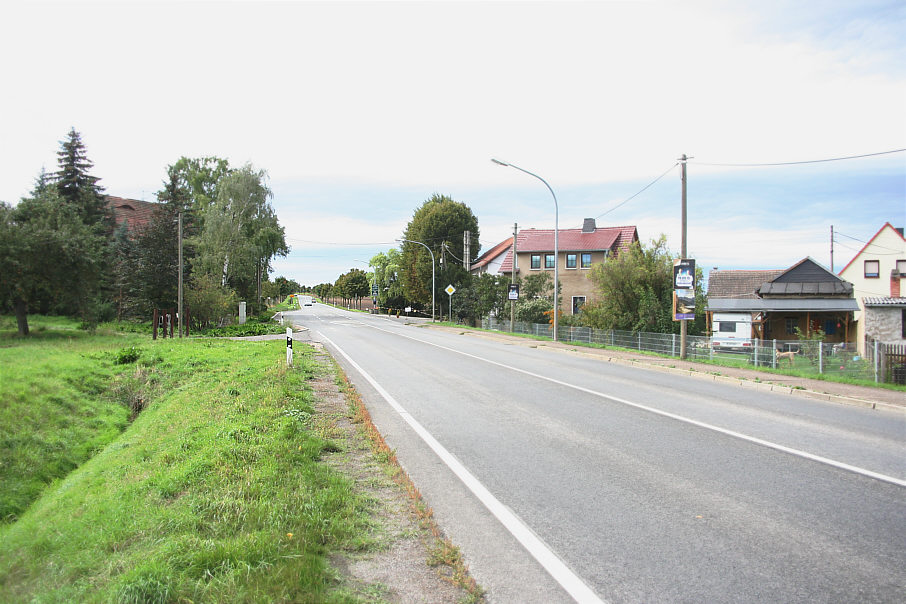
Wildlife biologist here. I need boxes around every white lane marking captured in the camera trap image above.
[367,324,906,489]
[319,332,606,604]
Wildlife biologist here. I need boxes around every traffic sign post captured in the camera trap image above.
[445,285,456,322]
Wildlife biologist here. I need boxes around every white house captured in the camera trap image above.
[837,223,906,351]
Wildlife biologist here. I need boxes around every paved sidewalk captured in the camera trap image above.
[424,324,905,411]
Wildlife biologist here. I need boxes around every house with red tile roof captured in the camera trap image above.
[474,218,638,315]
[107,196,158,235]
[470,236,513,276]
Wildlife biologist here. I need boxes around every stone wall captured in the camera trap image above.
[864,306,906,343]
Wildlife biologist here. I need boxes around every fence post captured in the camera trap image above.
[754,338,759,367]
[153,309,158,340]
[772,339,777,369]
[874,340,879,383]
[818,342,823,374]
[638,332,641,351]
[672,333,676,357]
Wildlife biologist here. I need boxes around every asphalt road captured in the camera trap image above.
[286,304,906,604]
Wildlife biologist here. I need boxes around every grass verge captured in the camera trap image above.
[336,366,485,603]
[0,318,379,602]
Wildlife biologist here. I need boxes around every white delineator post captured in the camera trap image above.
[286,328,293,367]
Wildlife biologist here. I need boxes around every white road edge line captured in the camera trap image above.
[372,324,906,489]
[318,331,606,604]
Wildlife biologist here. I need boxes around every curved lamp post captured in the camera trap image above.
[397,238,435,321]
[491,158,559,341]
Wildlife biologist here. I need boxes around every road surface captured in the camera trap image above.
[287,304,906,603]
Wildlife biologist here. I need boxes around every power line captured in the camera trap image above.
[691,148,906,167]
[285,237,398,246]
[834,230,905,254]
[593,162,678,222]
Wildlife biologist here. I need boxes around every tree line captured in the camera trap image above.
[0,129,291,336]
[314,194,706,335]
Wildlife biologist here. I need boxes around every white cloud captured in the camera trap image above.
[2,1,903,285]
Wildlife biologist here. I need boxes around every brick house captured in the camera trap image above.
[477,219,638,315]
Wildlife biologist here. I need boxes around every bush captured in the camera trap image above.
[186,275,238,330]
[115,346,141,364]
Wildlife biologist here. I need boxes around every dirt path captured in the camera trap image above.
[308,343,481,603]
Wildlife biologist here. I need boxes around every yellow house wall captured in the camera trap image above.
[517,250,607,314]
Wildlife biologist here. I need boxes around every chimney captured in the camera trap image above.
[892,269,901,297]
[582,218,596,233]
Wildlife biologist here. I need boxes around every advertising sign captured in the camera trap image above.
[673,258,696,321]
[508,284,520,300]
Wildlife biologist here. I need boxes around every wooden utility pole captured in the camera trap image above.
[178,212,184,338]
[680,154,688,359]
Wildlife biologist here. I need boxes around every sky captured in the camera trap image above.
[2,0,904,287]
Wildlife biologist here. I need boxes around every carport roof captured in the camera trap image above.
[707,298,859,312]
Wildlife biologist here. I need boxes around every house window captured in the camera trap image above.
[785,317,797,335]
[530,254,541,270]
[545,254,555,269]
[572,296,586,314]
[902,309,906,338]
[864,260,880,278]
[824,320,837,336]
[566,254,577,269]
[581,253,592,268]
[897,259,906,275]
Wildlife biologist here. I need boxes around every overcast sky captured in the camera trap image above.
[3,0,904,286]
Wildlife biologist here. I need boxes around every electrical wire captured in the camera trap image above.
[284,237,398,246]
[691,148,906,167]
[592,162,678,221]
[834,230,905,255]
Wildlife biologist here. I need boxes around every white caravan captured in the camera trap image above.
[711,312,753,350]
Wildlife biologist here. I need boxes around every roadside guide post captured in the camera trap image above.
[286,327,293,368]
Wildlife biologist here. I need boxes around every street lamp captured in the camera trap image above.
[492,158,559,341]
[397,238,435,322]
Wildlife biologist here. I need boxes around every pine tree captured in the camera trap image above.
[53,128,113,325]
[54,128,111,231]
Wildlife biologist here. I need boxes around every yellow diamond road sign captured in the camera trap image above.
[445,285,456,295]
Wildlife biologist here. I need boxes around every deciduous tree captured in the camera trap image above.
[193,164,287,303]
[400,194,479,310]
[583,235,705,334]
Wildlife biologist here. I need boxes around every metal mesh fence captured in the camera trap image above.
[481,318,886,383]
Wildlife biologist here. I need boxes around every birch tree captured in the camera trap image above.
[193,164,287,302]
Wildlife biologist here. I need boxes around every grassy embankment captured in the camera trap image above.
[0,316,377,602]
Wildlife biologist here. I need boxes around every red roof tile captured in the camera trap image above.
[707,270,784,299]
[497,225,638,273]
[107,196,158,234]
[471,236,513,271]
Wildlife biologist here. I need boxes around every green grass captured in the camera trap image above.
[0,316,378,603]
[0,316,140,522]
